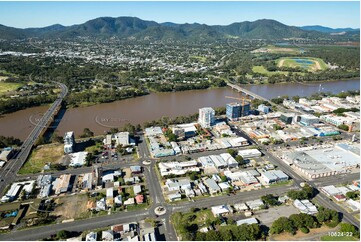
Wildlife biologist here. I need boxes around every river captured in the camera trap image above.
[0,79,359,140]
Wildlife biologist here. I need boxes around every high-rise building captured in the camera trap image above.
[226,103,241,121]
[64,131,75,154]
[226,102,250,120]
[241,103,251,117]
[198,107,215,128]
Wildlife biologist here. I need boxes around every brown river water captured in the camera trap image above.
[0,79,359,140]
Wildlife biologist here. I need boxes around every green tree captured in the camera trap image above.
[338,124,349,131]
[270,217,296,235]
[56,230,70,240]
[227,148,237,158]
[205,230,221,241]
[339,223,360,238]
[346,191,360,200]
[261,194,279,206]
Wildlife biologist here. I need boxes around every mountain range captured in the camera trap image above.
[300,25,359,33]
[0,17,359,41]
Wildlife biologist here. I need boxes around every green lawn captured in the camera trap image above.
[190,56,207,62]
[252,65,288,76]
[18,143,64,174]
[0,81,23,94]
[321,235,358,241]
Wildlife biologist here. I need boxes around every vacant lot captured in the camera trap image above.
[0,81,23,94]
[277,57,328,71]
[19,143,64,174]
[254,205,299,226]
[52,194,88,221]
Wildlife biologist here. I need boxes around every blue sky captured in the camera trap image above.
[0,1,359,28]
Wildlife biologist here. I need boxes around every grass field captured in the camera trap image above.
[0,81,23,94]
[190,55,207,62]
[18,143,64,174]
[252,65,289,76]
[321,235,358,241]
[277,57,328,72]
[252,45,301,54]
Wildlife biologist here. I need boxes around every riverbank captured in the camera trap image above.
[0,79,359,141]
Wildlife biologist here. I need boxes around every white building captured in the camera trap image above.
[64,131,75,154]
[198,107,215,128]
[237,149,262,159]
[261,170,289,184]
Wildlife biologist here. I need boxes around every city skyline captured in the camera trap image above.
[0,1,359,29]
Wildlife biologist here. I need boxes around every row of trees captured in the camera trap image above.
[0,95,56,115]
[0,135,22,148]
[270,206,341,235]
[286,184,315,200]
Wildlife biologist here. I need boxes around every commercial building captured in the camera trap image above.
[226,103,242,120]
[104,132,134,148]
[237,149,262,159]
[241,103,251,117]
[297,115,319,126]
[204,178,221,194]
[54,174,71,195]
[0,147,15,162]
[69,151,88,167]
[64,131,75,154]
[171,123,197,139]
[258,104,270,114]
[158,160,199,177]
[282,143,359,179]
[198,107,215,128]
[261,170,289,184]
[279,113,294,124]
[293,199,318,215]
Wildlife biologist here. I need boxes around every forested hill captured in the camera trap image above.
[0,17,358,41]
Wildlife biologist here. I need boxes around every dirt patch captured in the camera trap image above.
[314,60,322,70]
[278,59,285,67]
[271,226,338,241]
[52,194,88,220]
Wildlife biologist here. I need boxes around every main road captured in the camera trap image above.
[0,82,68,195]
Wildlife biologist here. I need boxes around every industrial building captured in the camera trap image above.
[198,107,215,128]
[282,143,360,179]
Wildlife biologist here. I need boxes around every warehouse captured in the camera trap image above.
[282,143,359,179]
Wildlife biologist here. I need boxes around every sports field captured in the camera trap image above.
[277,57,328,71]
